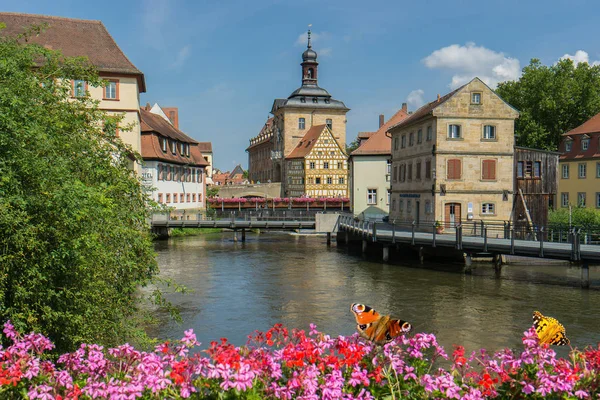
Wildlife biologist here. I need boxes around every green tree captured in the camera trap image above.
[496,58,600,150]
[346,136,361,154]
[0,25,158,352]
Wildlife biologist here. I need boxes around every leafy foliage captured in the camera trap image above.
[206,186,219,198]
[549,207,600,228]
[346,136,361,154]
[0,26,158,352]
[496,58,600,150]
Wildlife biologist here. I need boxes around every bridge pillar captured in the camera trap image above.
[418,247,424,265]
[463,253,473,273]
[581,262,590,289]
[241,229,246,242]
[327,232,331,247]
[362,239,368,253]
[233,230,238,242]
[493,254,503,273]
[382,245,389,262]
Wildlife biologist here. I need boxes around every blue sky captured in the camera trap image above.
[4,0,600,170]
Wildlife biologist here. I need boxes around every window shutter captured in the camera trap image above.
[447,160,454,179]
[482,160,496,180]
[448,159,460,179]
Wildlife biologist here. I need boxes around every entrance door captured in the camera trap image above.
[445,203,461,227]
[415,201,420,226]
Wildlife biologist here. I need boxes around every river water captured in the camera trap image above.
[149,231,600,355]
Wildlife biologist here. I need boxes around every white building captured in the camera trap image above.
[350,105,409,219]
[140,105,209,217]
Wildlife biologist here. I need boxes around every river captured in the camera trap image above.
[149,231,600,355]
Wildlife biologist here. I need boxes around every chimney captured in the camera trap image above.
[402,102,407,112]
[437,94,441,102]
[379,114,385,128]
[145,102,151,110]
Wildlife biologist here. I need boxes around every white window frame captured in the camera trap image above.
[579,163,587,178]
[565,141,572,152]
[367,189,377,205]
[105,80,117,99]
[326,119,333,130]
[578,192,586,207]
[399,199,404,212]
[327,177,333,184]
[324,162,329,169]
[562,164,569,179]
[448,124,461,139]
[582,139,590,151]
[481,203,495,215]
[561,193,569,207]
[471,92,481,104]
[483,125,496,140]
[299,118,305,129]
[426,126,433,141]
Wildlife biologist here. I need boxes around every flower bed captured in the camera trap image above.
[3,321,599,399]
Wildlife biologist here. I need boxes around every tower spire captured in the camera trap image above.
[307,24,312,49]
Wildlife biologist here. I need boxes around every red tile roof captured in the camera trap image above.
[197,142,213,153]
[140,108,198,144]
[286,125,327,159]
[358,131,375,139]
[0,12,146,91]
[563,112,600,136]
[387,86,465,132]
[352,107,410,156]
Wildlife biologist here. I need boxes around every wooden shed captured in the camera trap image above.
[513,146,559,233]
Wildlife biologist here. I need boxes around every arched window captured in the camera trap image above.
[307,68,314,78]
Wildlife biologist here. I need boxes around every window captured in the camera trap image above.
[597,193,600,208]
[186,193,190,203]
[326,119,332,129]
[417,129,423,144]
[582,138,590,151]
[104,80,118,100]
[161,138,167,152]
[367,189,377,205]
[425,200,431,214]
[448,124,461,139]
[579,163,587,178]
[561,193,569,207]
[578,192,586,207]
[387,190,390,205]
[198,169,203,183]
[315,177,321,184]
[401,135,406,148]
[192,194,196,202]
[158,193,163,203]
[425,161,431,179]
[324,162,329,169]
[173,193,178,203]
[565,141,572,152]
[158,164,164,180]
[166,193,171,203]
[338,177,344,184]
[481,203,495,215]
[393,166,398,182]
[318,151,322,156]
[534,161,541,178]
[394,137,399,151]
[472,92,481,104]
[407,200,412,213]
[180,142,185,155]
[407,164,413,181]
[409,132,414,146]
[387,159,392,174]
[180,193,185,203]
[525,161,533,178]
[481,159,496,180]
[416,162,422,179]
[170,140,176,154]
[562,164,569,179]
[309,162,315,169]
[447,159,462,179]
[299,118,305,129]
[399,200,404,212]
[597,162,600,178]
[327,177,333,184]
[337,162,342,169]
[72,80,86,97]
[483,125,496,140]
[517,161,524,178]
[392,199,396,211]
[426,126,433,141]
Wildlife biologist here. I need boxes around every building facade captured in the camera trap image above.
[1,13,146,171]
[140,105,208,215]
[247,29,350,196]
[388,78,519,227]
[350,105,410,217]
[247,118,275,183]
[285,125,348,197]
[558,112,600,209]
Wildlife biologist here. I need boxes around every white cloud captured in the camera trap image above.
[406,89,425,109]
[171,45,191,69]
[423,42,521,89]
[319,47,332,57]
[560,50,600,66]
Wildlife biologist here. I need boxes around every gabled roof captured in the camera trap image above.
[140,134,208,167]
[563,112,600,136]
[286,125,327,159]
[0,12,146,91]
[197,142,213,153]
[387,85,465,132]
[352,107,410,156]
[140,108,198,144]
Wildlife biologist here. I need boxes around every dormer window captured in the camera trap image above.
[180,142,185,155]
[186,144,190,157]
[582,138,590,151]
[565,140,572,152]
[300,97,306,103]
[161,138,167,152]
[312,97,318,103]
[170,140,176,154]
[324,99,330,104]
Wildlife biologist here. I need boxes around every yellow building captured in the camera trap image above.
[247,29,350,196]
[286,125,348,197]
[0,13,146,171]
[388,78,519,226]
[558,113,600,208]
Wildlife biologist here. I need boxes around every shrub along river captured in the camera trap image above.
[148,231,600,355]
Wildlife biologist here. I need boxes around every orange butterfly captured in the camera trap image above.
[350,303,412,345]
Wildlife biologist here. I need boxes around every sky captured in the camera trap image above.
[4,0,600,170]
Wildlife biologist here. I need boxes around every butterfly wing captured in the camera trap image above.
[373,319,412,344]
[350,303,382,342]
[533,311,570,346]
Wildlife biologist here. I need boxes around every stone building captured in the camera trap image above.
[0,13,146,171]
[350,105,410,218]
[558,112,600,209]
[247,29,349,196]
[388,78,519,227]
[285,125,348,198]
[140,105,209,215]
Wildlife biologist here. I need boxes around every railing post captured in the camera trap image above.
[483,227,488,252]
[455,224,463,250]
[432,222,437,247]
[372,222,377,243]
[510,227,515,255]
[473,220,477,236]
[392,223,396,244]
[411,221,416,245]
[480,220,484,238]
[539,227,544,258]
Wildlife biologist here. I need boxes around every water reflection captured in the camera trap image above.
[149,232,600,355]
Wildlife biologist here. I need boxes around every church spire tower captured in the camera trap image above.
[301,26,318,86]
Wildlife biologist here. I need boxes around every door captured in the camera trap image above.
[445,203,461,227]
[415,201,420,226]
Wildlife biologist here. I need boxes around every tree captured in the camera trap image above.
[346,136,361,154]
[207,186,219,198]
[0,25,158,352]
[496,58,600,150]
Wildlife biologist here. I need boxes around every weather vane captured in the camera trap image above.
[307,24,312,48]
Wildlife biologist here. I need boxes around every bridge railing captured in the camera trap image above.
[151,211,319,223]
